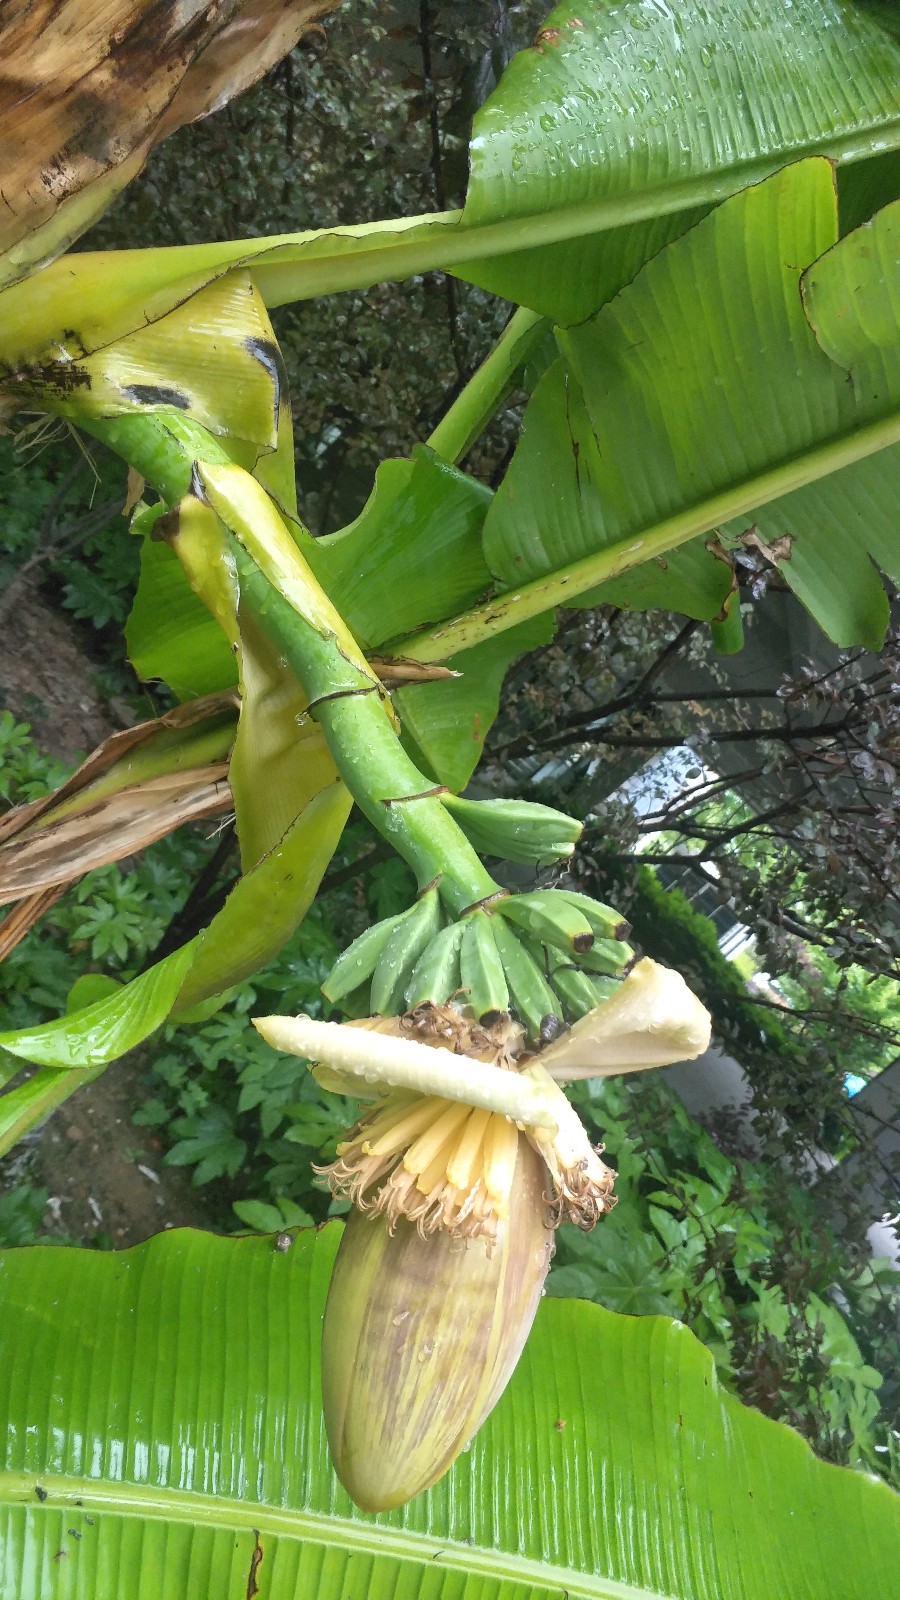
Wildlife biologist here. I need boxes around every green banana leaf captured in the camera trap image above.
[126,513,238,701]
[456,0,900,323]
[0,943,199,1154]
[803,194,900,367]
[0,1224,896,1599]
[170,778,351,1012]
[309,447,492,650]
[468,161,900,655]
[3,1,897,365]
[0,943,198,1077]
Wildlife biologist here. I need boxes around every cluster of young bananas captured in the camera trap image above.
[323,876,634,1040]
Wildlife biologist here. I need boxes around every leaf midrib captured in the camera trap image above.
[5,121,899,375]
[387,409,900,662]
[0,1470,675,1600]
[256,121,900,307]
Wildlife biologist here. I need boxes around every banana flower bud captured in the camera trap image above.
[322,1134,553,1510]
[254,957,710,1510]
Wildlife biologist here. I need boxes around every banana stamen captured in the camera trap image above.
[308,1004,618,1238]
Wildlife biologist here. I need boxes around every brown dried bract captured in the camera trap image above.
[400,1000,524,1066]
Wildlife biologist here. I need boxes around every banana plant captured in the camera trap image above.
[1,0,898,1121]
[1,0,900,1551]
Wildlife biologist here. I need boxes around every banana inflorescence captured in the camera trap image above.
[322,855,635,1038]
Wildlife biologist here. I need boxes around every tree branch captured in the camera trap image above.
[735,992,900,1046]
[497,618,698,758]
[533,716,853,756]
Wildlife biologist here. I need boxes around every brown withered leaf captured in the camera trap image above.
[0,690,236,849]
[0,767,233,905]
[0,883,72,961]
[739,528,796,565]
[122,466,145,517]
[0,0,338,291]
[157,0,332,133]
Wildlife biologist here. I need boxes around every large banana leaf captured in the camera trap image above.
[456,0,900,322]
[0,1224,896,1599]
[3,1,898,364]
[396,614,556,793]
[803,194,900,369]
[309,448,492,650]
[422,161,900,660]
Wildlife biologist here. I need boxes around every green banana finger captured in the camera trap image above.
[490,913,562,1040]
[553,889,632,942]
[442,794,582,866]
[574,936,634,977]
[370,888,442,1016]
[405,920,467,1008]
[459,911,510,1020]
[547,962,607,1023]
[588,974,619,1008]
[322,909,410,1004]
[496,889,595,954]
[519,935,618,1019]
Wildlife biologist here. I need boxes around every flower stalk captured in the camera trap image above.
[76,411,506,916]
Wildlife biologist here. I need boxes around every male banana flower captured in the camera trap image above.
[255,959,710,1511]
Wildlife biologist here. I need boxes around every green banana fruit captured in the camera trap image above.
[442,794,583,866]
[322,908,410,1004]
[460,911,510,1020]
[587,974,619,1008]
[370,889,442,1015]
[553,889,631,942]
[405,919,467,1008]
[545,961,607,1023]
[496,889,595,955]
[490,914,561,1040]
[574,936,634,977]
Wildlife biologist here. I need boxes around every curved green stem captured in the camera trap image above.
[426,308,546,466]
[78,412,500,915]
[229,546,498,912]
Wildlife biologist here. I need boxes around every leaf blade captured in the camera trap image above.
[456,0,900,321]
[0,1226,896,1598]
[454,160,900,656]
